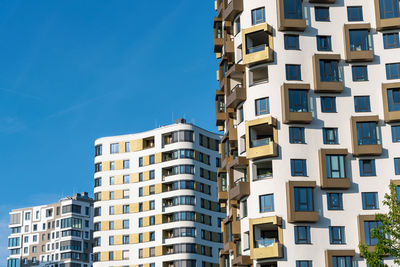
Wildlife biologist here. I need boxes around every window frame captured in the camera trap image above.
[359,159,376,176]
[251,7,266,25]
[291,159,307,176]
[327,193,343,210]
[323,128,339,145]
[294,226,311,244]
[362,192,379,210]
[289,127,305,144]
[315,6,330,22]
[259,194,274,212]
[354,96,371,112]
[321,96,336,113]
[284,34,300,50]
[347,6,363,21]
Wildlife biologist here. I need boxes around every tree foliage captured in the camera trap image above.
[359,183,400,266]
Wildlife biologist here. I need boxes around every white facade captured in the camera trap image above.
[7,193,94,267]
[214,0,400,266]
[93,120,224,267]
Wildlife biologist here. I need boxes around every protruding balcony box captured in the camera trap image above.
[249,216,284,260]
[218,169,228,202]
[374,0,400,31]
[325,250,356,267]
[213,17,224,53]
[224,118,238,143]
[226,85,246,109]
[245,117,279,159]
[223,0,243,21]
[231,220,241,238]
[223,241,235,253]
[226,155,248,170]
[215,90,226,126]
[319,149,351,189]
[276,0,306,31]
[229,179,250,200]
[343,24,374,62]
[223,36,235,58]
[350,116,382,156]
[313,54,343,93]
[286,181,319,223]
[382,82,400,123]
[232,255,252,266]
[357,215,378,252]
[281,83,313,124]
[216,0,224,18]
[242,24,274,65]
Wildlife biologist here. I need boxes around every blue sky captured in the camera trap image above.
[0,1,217,263]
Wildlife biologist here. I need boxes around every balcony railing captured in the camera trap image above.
[256,238,277,248]
[234,177,247,186]
[251,138,271,148]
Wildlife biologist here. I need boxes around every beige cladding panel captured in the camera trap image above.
[131,139,143,151]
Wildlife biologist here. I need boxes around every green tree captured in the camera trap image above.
[359,182,400,266]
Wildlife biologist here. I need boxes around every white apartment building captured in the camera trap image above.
[7,193,94,267]
[213,0,400,266]
[92,119,224,267]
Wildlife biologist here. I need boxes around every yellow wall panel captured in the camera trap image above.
[130,203,139,213]
[131,139,143,151]
[155,184,162,194]
[115,250,123,261]
[115,190,123,200]
[114,235,122,245]
[115,160,123,170]
[155,153,162,163]
[115,220,123,230]
[131,173,139,183]
[130,233,139,244]
[100,252,109,261]
[155,246,163,256]
[143,248,150,258]
[143,216,150,226]
[155,214,162,224]
[102,161,110,171]
[119,142,126,153]
[115,205,123,215]
[143,232,150,242]
[143,171,150,181]
[115,175,123,185]
[100,221,109,231]
[143,201,150,211]
[143,156,150,166]
[101,191,110,201]
[143,186,150,196]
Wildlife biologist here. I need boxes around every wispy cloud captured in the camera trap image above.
[0,117,27,134]
[45,92,112,120]
[0,87,41,101]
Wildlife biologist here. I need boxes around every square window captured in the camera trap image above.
[296,261,312,267]
[255,97,269,115]
[359,159,376,176]
[321,97,336,113]
[315,7,329,21]
[286,64,301,80]
[356,122,378,145]
[110,143,119,154]
[289,90,308,112]
[383,33,400,49]
[284,34,300,50]
[352,66,368,81]
[289,127,305,144]
[252,7,265,25]
[291,159,307,176]
[320,59,339,82]
[347,6,363,21]
[323,128,339,144]
[327,193,343,210]
[354,96,371,112]
[326,155,346,178]
[392,126,400,142]
[362,192,379,210]
[329,226,346,244]
[294,187,313,211]
[317,36,332,51]
[395,158,400,175]
[386,63,400,79]
[259,194,274,212]
[294,226,311,244]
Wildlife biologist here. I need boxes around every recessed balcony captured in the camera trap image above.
[242,24,274,65]
[350,116,382,156]
[249,216,284,260]
[343,24,374,62]
[215,90,226,126]
[245,117,279,159]
[218,170,228,202]
[281,83,313,124]
[222,0,243,21]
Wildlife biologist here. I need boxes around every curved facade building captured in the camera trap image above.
[213,0,400,266]
[93,120,224,267]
